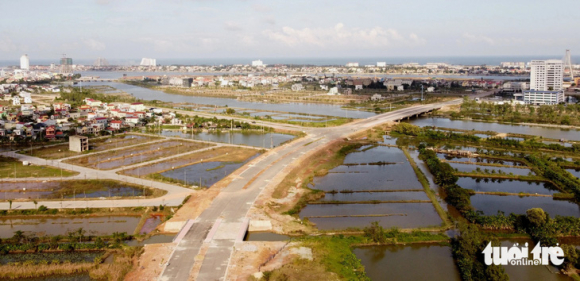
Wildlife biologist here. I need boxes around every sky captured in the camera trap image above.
[1,0,579,61]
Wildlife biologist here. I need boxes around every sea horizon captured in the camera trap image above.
[0,55,577,68]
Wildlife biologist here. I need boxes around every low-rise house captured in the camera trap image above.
[110,120,123,130]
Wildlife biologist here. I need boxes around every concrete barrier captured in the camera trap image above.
[248,220,272,232]
[163,220,187,233]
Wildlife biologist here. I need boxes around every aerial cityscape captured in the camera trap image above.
[1,1,580,281]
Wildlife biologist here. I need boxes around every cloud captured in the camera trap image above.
[0,36,17,52]
[95,0,111,5]
[224,21,242,31]
[83,39,106,51]
[460,33,495,45]
[262,23,425,49]
[252,4,271,12]
[263,16,276,25]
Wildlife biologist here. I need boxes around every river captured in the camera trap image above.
[408,117,580,141]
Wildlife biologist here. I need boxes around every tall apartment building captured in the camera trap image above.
[530,60,563,91]
[524,60,564,105]
[20,54,29,70]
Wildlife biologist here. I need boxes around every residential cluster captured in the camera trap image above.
[0,93,181,142]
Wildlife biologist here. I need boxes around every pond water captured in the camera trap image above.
[160,130,294,148]
[448,162,534,176]
[125,234,176,246]
[139,216,162,235]
[312,164,422,192]
[457,177,559,195]
[160,154,259,188]
[87,82,375,118]
[566,168,580,179]
[300,203,442,230]
[470,194,580,217]
[318,191,429,202]
[354,244,461,281]
[243,232,291,241]
[0,216,140,238]
[438,154,526,166]
[408,117,580,140]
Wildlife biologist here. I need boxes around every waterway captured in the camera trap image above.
[408,117,580,141]
[84,81,375,118]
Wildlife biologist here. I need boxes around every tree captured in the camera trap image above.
[33,200,38,209]
[363,221,386,243]
[8,200,12,210]
[225,108,236,114]
[526,208,548,227]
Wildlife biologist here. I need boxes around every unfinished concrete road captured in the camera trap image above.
[159,100,460,281]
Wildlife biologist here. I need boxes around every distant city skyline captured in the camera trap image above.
[1,0,578,60]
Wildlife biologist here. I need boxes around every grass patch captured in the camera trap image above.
[0,156,78,178]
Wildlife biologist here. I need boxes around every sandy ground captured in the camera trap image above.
[125,243,174,281]
[226,241,293,281]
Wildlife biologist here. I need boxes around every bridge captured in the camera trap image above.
[158,99,460,281]
[76,77,115,82]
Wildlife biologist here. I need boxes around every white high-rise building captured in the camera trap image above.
[530,60,563,91]
[524,59,565,105]
[140,58,157,66]
[20,54,30,70]
[251,60,264,67]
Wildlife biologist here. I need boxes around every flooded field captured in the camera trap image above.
[0,216,140,238]
[66,140,211,169]
[318,191,429,202]
[457,177,559,195]
[122,146,258,177]
[300,144,441,230]
[354,244,461,281]
[0,180,151,200]
[470,194,580,217]
[408,117,580,140]
[448,162,533,176]
[160,130,294,148]
[161,153,259,187]
[300,203,442,230]
[438,154,526,166]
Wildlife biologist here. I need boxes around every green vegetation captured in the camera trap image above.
[455,98,580,126]
[264,222,448,281]
[402,147,452,227]
[0,156,78,178]
[56,87,136,107]
[451,222,509,281]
